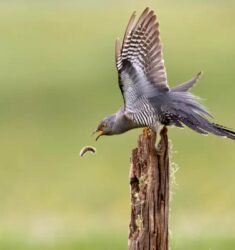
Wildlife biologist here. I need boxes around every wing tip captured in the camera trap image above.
[198,70,203,76]
[196,70,203,80]
[115,37,122,69]
[131,10,137,19]
[115,38,121,55]
[143,7,150,13]
[123,10,137,40]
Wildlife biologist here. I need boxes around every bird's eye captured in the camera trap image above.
[102,123,107,129]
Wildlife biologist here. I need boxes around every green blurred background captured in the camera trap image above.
[0,0,235,249]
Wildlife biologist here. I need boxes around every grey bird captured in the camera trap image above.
[95,8,235,141]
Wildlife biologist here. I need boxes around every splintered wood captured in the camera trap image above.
[129,127,169,250]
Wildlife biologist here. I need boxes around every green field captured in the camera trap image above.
[0,0,235,249]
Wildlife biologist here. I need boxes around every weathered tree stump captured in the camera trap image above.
[128,127,169,250]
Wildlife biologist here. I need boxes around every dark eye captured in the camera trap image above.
[102,123,107,129]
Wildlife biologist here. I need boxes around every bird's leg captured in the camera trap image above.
[156,126,167,153]
[143,127,151,137]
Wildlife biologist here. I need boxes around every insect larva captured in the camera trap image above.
[80,146,97,157]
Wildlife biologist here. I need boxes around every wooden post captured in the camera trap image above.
[128,127,169,250]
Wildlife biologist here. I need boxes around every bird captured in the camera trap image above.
[94,7,235,141]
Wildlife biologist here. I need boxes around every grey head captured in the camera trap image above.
[94,114,117,141]
[94,110,136,140]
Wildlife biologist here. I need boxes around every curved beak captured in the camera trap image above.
[92,130,104,141]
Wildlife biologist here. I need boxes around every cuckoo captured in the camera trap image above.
[94,8,235,141]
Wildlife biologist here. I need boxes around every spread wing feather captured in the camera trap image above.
[115,8,169,111]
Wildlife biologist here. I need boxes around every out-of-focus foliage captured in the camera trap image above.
[0,0,234,249]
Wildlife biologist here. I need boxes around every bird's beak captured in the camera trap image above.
[92,129,104,141]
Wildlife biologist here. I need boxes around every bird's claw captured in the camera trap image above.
[143,127,150,137]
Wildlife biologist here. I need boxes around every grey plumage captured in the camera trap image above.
[95,8,235,140]
[171,71,202,92]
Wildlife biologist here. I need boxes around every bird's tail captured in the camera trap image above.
[171,71,202,92]
[168,91,235,140]
[209,123,235,140]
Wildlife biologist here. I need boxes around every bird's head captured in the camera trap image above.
[94,115,116,141]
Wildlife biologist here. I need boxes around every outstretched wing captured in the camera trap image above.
[115,8,169,112]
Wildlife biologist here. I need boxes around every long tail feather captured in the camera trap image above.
[167,91,235,140]
[171,71,202,92]
[210,123,235,140]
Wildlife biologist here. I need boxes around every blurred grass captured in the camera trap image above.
[0,236,235,250]
[0,0,235,249]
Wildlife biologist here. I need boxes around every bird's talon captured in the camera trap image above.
[143,128,150,137]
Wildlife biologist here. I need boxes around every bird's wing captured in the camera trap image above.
[115,8,169,112]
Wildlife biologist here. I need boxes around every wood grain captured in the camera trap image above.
[128,127,169,250]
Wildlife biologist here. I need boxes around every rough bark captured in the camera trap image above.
[128,127,169,250]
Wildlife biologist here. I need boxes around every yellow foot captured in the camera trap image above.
[143,127,150,137]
